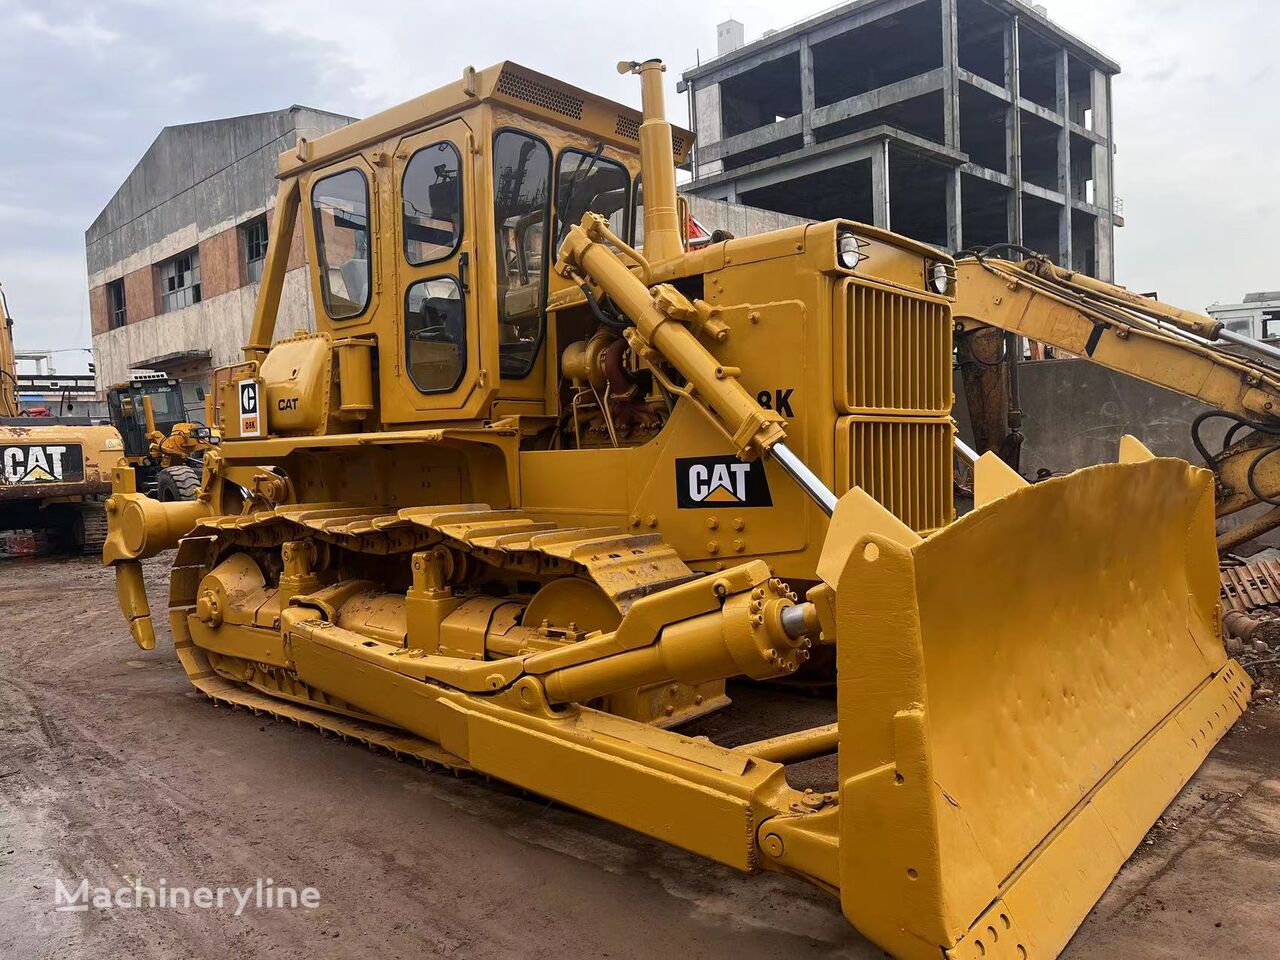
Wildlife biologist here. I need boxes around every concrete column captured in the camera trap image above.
[1005,15,1023,247]
[1098,71,1116,280]
[800,36,816,147]
[946,167,963,252]
[1056,48,1073,269]
[1090,69,1113,215]
[871,141,891,230]
[941,0,961,149]
[694,84,725,178]
[687,80,700,179]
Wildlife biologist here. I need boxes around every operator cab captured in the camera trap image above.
[107,376,187,460]
[222,63,689,446]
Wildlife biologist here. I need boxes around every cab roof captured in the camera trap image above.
[278,61,693,178]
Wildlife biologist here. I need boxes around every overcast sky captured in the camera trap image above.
[1,0,1275,373]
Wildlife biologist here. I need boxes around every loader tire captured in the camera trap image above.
[156,465,200,502]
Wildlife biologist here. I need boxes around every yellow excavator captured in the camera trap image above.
[101,59,1248,959]
[953,248,1280,552]
[0,282,122,551]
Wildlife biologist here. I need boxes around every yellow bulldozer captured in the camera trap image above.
[102,59,1249,959]
[0,283,122,552]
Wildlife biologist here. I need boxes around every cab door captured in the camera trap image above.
[381,118,492,424]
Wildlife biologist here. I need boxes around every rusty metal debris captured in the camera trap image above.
[1220,556,1280,613]
[1219,554,1280,674]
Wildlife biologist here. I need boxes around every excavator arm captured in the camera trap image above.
[0,283,20,418]
[954,252,1280,549]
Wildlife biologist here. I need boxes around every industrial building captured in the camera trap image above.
[85,106,355,415]
[680,0,1121,279]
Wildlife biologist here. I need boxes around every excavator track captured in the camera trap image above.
[77,500,110,555]
[161,501,701,761]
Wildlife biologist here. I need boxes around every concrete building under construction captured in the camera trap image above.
[680,0,1120,279]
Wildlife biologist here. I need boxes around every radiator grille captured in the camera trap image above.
[836,417,954,533]
[496,69,584,120]
[836,278,952,415]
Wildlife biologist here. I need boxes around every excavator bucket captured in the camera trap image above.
[829,449,1249,960]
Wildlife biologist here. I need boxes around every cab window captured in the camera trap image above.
[406,276,466,393]
[402,142,462,264]
[312,169,371,319]
[145,386,184,422]
[493,130,551,379]
[554,149,629,250]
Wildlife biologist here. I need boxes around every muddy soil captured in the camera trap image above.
[1,554,1277,959]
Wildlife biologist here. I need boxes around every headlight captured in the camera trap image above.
[837,232,867,270]
[928,261,955,296]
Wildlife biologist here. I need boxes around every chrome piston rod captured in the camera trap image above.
[770,442,838,517]
[954,435,980,465]
[1215,326,1280,367]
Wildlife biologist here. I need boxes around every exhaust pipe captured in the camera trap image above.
[620,59,682,264]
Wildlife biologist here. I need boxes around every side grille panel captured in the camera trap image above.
[835,416,955,533]
[835,278,952,416]
[495,69,584,120]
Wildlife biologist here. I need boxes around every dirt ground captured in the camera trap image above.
[1,554,1277,960]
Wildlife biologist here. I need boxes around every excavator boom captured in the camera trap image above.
[954,253,1280,549]
[0,283,19,418]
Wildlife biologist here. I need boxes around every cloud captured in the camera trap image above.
[15,8,120,47]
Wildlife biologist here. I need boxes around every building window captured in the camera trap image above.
[243,217,269,284]
[158,250,201,312]
[1263,310,1280,341]
[107,279,127,329]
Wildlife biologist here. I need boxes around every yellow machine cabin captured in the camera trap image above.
[103,59,1248,960]
[210,60,956,586]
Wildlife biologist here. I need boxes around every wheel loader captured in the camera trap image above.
[952,247,1280,552]
[106,375,218,501]
[102,59,1249,959]
[0,283,122,552]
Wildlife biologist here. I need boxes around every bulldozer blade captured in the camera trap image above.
[830,456,1250,960]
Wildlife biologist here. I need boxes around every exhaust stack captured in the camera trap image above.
[620,59,682,264]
